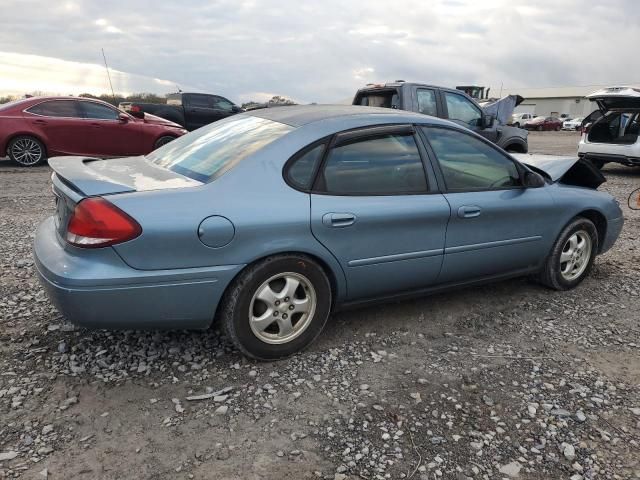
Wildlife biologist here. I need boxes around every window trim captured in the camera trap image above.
[24,99,83,119]
[310,125,432,197]
[419,125,527,194]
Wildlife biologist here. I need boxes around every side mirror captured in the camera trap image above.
[482,114,495,129]
[118,113,129,123]
[231,105,242,113]
[523,170,545,188]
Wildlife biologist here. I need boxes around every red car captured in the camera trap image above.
[523,116,563,131]
[0,96,187,166]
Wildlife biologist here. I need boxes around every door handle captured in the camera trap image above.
[322,213,356,228]
[90,122,101,128]
[32,119,47,125]
[458,205,481,219]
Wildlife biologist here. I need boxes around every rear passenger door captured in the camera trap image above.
[308,125,451,300]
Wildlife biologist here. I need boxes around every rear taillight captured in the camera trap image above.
[131,105,141,113]
[66,197,141,248]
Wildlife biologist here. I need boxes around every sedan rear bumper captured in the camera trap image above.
[33,217,243,329]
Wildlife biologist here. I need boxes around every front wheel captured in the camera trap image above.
[8,136,46,166]
[219,255,332,360]
[537,218,598,290]
[555,125,561,131]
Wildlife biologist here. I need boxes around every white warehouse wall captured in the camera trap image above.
[514,98,598,118]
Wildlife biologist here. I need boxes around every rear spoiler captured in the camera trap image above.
[48,157,136,196]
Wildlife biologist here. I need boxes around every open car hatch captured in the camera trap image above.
[587,86,640,112]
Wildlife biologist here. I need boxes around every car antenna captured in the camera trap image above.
[101,48,117,104]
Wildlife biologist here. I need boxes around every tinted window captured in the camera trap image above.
[355,90,400,109]
[213,97,234,112]
[320,134,427,195]
[27,100,81,118]
[287,143,325,190]
[443,92,482,127]
[148,116,292,183]
[187,94,211,108]
[81,101,119,120]
[416,89,437,116]
[424,127,520,190]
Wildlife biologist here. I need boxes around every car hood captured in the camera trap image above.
[48,156,201,196]
[512,154,605,189]
[479,95,524,125]
[135,113,183,128]
[587,86,640,112]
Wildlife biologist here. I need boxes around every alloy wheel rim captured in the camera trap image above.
[249,272,317,345]
[559,230,592,281]
[11,139,43,166]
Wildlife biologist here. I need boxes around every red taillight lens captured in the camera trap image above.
[66,198,141,248]
[131,105,141,112]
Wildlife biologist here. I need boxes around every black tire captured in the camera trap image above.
[555,125,561,131]
[7,136,46,167]
[536,125,543,132]
[154,135,176,149]
[537,217,598,290]
[513,122,520,128]
[219,254,332,360]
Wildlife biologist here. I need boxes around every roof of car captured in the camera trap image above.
[245,104,431,127]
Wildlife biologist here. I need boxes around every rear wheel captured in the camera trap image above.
[537,217,598,290]
[536,125,543,131]
[8,136,46,166]
[555,125,561,131]
[154,135,175,149]
[219,255,332,360]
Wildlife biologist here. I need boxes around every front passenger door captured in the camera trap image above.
[308,126,451,300]
[421,126,556,284]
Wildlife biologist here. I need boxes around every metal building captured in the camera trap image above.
[493,85,612,119]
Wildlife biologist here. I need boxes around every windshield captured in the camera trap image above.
[147,115,293,182]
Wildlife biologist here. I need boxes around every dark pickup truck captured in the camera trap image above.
[353,81,528,153]
[120,92,242,131]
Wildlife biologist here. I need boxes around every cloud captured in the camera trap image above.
[0,0,639,103]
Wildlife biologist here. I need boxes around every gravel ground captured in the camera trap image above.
[1,132,639,480]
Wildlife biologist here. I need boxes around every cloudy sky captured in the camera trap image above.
[1,0,639,103]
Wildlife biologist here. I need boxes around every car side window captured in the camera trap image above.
[423,127,521,191]
[81,101,119,120]
[318,133,427,195]
[186,95,211,108]
[443,92,482,127]
[286,143,325,190]
[27,100,81,118]
[212,97,234,112]
[416,89,437,116]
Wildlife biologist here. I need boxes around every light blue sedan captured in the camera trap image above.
[33,106,624,359]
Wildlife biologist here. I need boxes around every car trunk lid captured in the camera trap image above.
[49,156,202,239]
[48,156,202,197]
[587,86,640,112]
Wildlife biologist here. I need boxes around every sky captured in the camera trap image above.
[1,0,639,104]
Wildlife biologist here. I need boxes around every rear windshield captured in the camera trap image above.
[354,89,400,109]
[147,115,293,182]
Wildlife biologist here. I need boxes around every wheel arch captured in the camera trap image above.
[577,209,607,253]
[503,138,528,153]
[6,132,49,157]
[211,249,346,327]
